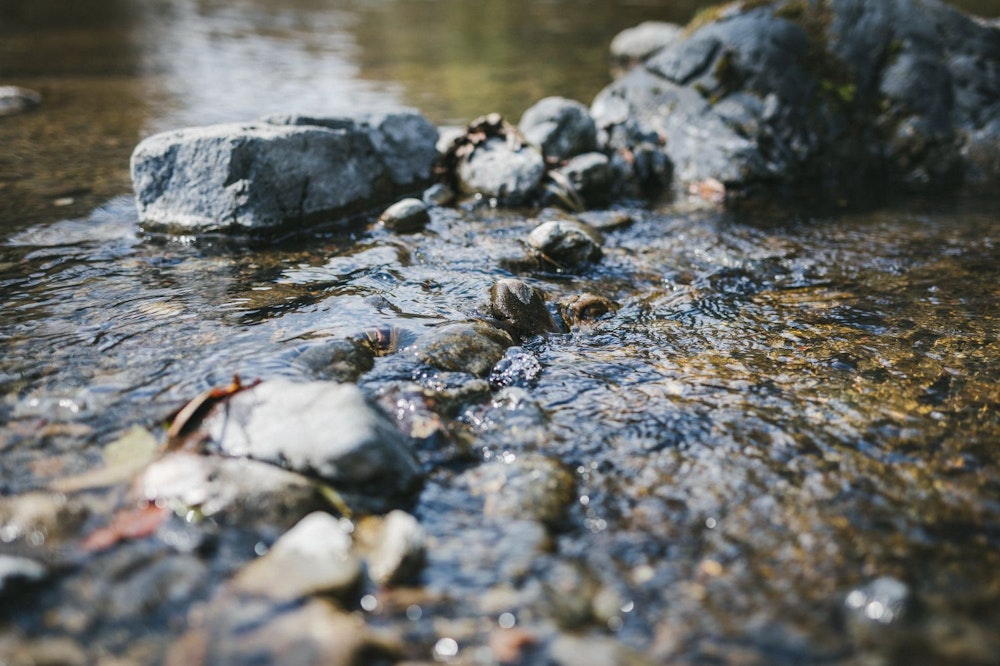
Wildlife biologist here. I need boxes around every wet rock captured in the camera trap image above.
[0,555,47,595]
[526,219,603,269]
[354,510,425,586]
[0,491,90,545]
[417,321,514,377]
[0,634,88,666]
[0,86,41,117]
[558,293,619,326]
[131,110,438,232]
[232,511,361,603]
[296,337,375,382]
[379,197,430,232]
[169,597,397,666]
[457,138,546,204]
[135,453,332,527]
[489,278,561,339]
[468,454,576,528]
[553,152,613,207]
[549,633,653,666]
[594,0,1000,198]
[422,182,455,207]
[578,209,634,231]
[519,97,598,162]
[489,347,543,389]
[609,21,683,64]
[203,380,423,509]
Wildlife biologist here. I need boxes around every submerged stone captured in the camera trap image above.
[416,321,514,377]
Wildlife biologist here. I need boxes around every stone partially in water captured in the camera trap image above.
[416,321,514,377]
[354,509,425,587]
[0,86,41,117]
[203,380,423,509]
[135,453,332,527]
[231,511,361,603]
[526,219,603,269]
[131,111,438,232]
[519,97,598,162]
[558,293,619,326]
[594,0,1000,198]
[0,555,47,597]
[379,197,430,232]
[457,138,546,205]
[489,278,561,339]
[553,152,613,207]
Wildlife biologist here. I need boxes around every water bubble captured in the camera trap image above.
[498,612,516,629]
[621,600,635,613]
[360,594,378,612]
[579,494,590,506]
[607,616,624,631]
[434,637,459,661]
[406,604,423,621]
[253,541,269,556]
[705,517,717,529]
[845,590,866,609]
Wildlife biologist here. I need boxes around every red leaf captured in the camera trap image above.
[82,503,170,552]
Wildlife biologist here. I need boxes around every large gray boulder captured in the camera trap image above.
[593,0,1000,199]
[131,111,438,232]
[202,379,423,509]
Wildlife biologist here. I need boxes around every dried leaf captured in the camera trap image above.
[82,503,170,552]
[165,375,260,451]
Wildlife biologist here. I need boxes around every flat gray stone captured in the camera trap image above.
[457,138,545,204]
[131,111,438,233]
[519,97,598,161]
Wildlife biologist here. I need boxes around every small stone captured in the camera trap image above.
[558,293,619,326]
[296,337,375,382]
[0,555,47,596]
[549,633,653,666]
[423,182,455,207]
[417,321,514,377]
[0,491,90,545]
[203,380,423,509]
[553,152,613,207]
[577,209,633,231]
[355,510,425,587]
[136,453,331,527]
[526,219,602,269]
[379,197,430,232]
[0,86,41,117]
[844,576,912,643]
[609,22,683,64]
[470,454,576,528]
[519,97,598,161]
[232,511,361,603]
[489,278,560,339]
[457,138,546,205]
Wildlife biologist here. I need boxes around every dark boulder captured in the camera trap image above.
[593,0,1000,200]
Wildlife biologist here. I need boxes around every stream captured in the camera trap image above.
[2,1,1000,664]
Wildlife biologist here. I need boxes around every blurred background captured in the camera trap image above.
[2,0,999,229]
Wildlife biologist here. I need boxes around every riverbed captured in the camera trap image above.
[3,1,1000,664]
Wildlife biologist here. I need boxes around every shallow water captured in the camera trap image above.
[3,1,1000,664]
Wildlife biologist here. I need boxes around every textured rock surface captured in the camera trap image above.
[526,219,603,269]
[519,97,598,162]
[416,321,514,376]
[489,278,561,339]
[456,138,546,204]
[131,111,438,232]
[609,21,683,64]
[203,380,423,506]
[594,0,1000,198]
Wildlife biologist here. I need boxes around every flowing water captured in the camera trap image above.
[2,1,1000,664]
